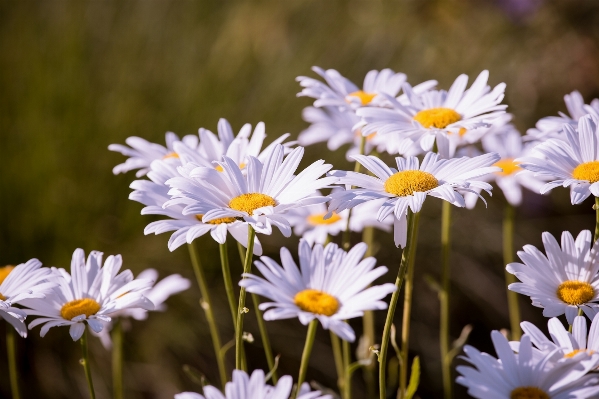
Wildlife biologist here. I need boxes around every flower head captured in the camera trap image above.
[239,240,396,342]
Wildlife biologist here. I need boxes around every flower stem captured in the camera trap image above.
[343,337,352,399]
[379,210,420,399]
[503,203,521,340]
[236,225,255,370]
[80,329,96,399]
[187,242,227,387]
[399,214,420,397]
[251,293,278,383]
[330,331,345,393]
[440,201,452,399]
[112,320,124,399]
[294,320,318,399]
[219,241,238,328]
[6,327,20,399]
[594,197,599,243]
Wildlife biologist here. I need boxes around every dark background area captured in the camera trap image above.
[1,1,599,398]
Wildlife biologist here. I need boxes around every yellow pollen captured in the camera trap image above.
[294,289,339,316]
[60,298,101,321]
[307,212,342,226]
[384,170,438,197]
[413,107,461,129]
[229,193,276,215]
[494,158,522,176]
[556,281,595,305]
[458,127,467,137]
[572,161,599,183]
[215,162,247,173]
[510,387,549,399]
[195,214,237,224]
[162,152,179,160]
[347,90,377,105]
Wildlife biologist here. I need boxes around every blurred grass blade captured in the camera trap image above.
[404,356,420,399]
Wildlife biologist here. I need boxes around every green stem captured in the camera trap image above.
[330,331,345,394]
[569,308,585,333]
[112,320,124,399]
[343,337,351,399]
[399,215,420,397]
[80,329,96,399]
[6,327,20,399]
[503,203,521,341]
[236,225,256,370]
[251,293,278,383]
[362,226,377,398]
[220,241,238,328]
[188,242,227,387]
[294,320,318,399]
[440,201,452,399]
[379,211,420,399]
[595,197,599,243]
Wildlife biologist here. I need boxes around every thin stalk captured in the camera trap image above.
[440,201,452,399]
[379,211,420,399]
[399,215,420,397]
[219,241,238,327]
[595,197,599,243]
[251,293,278,383]
[343,337,351,399]
[362,225,377,398]
[80,329,96,399]
[294,320,318,399]
[503,203,521,340]
[6,327,20,399]
[112,320,124,399]
[236,225,256,370]
[188,242,227,387]
[330,331,345,393]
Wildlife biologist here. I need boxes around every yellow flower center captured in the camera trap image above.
[162,152,179,160]
[494,158,522,176]
[510,387,549,399]
[572,161,599,183]
[294,289,339,316]
[556,281,595,305]
[60,298,101,321]
[215,162,247,172]
[413,107,461,129]
[195,214,237,225]
[307,212,342,226]
[563,349,594,358]
[384,170,438,197]
[0,266,15,301]
[347,90,377,105]
[229,193,276,215]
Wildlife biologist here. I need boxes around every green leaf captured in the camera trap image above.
[404,356,420,399]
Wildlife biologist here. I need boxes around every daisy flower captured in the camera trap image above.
[23,249,154,341]
[130,159,263,253]
[357,70,507,155]
[297,66,408,110]
[109,131,199,177]
[512,315,599,369]
[239,240,396,342]
[328,152,500,247]
[165,144,338,237]
[526,90,599,142]
[0,260,55,337]
[93,269,190,349]
[175,369,331,399]
[457,331,599,399]
[518,114,599,205]
[506,230,599,324]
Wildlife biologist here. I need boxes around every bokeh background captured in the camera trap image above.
[1,1,599,398]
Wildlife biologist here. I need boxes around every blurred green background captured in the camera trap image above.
[1,1,599,398]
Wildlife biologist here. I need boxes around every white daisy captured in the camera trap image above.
[526,90,599,142]
[93,269,191,349]
[357,70,507,155]
[511,315,599,369]
[175,369,331,399]
[328,152,500,247]
[297,66,408,110]
[165,145,337,237]
[518,114,599,205]
[109,131,199,177]
[507,230,599,324]
[457,331,599,399]
[0,260,55,337]
[239,240,396,342]
[130,159,263,253]
[22,249,154,341]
